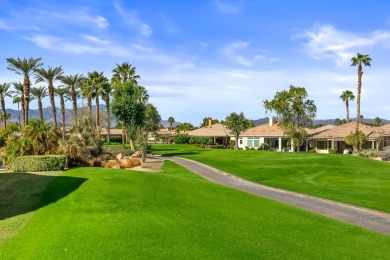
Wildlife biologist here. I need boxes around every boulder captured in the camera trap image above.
[116,153,124,160]
[131,151,141,158]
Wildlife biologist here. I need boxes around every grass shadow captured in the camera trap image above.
[0,172,87,220]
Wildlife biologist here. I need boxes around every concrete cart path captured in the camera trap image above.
[159,156,390,236]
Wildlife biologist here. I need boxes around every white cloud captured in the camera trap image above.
[212,0,240,13]
[54,11,109,28]
[114,1,152,36]
[82,35,110,45]
[295,25,390,66]
[222,41,264,66]
[232,73,250,79]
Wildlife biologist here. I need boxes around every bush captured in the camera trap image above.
[358,149,378,158]
[9,155,66,172]
[228,140,236,149]
[173,134,190,144]
[309,149,317,153]
[188,136,213,145]
[380,149,390,161]
[259,143,270,150]
[191,144,206,148]
[328,148,337,154]
[109,136,122,143]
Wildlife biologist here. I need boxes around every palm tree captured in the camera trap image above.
[375,117,382,126]
[81,78,94,126]
[54,86,70,140]
[12,82,24,127]
[35,66,64,128]
[351,53,372,133]
[0,83,13,129]
[168,116,175,131]
[60,74,84,127]
[6,57,43,126]
[340,90,355,123]
[30,86,48,121]
[102,82,112,142]
[13,96,21,129]
[111,63,141,149]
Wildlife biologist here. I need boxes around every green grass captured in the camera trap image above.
[1,163,389,258]
[152,144,390,213]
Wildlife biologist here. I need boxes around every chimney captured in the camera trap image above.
[208,119,212,126]
[269,117,276,126]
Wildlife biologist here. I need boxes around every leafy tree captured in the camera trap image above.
[351,53,372,133]
[31,86,48,121]
[375,117,382,126]
[138,104,161,162]
[168,116,175,131]
[0,83,14,129]
[225,112,249,150]
[175,122,195,134]
[263,85,316,152]
[6,57,43,126]
[340,90,355,122]
[60,74,84,127]
[54,86,71,140]
[102,82,113,142]
[345,130,367,152]
[35,66,64,127]
[111,81,147,152]
[335,118,343,126]
[200,117,219,127]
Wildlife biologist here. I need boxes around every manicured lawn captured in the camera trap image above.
[1,163,389,258]
[152,144,390,213]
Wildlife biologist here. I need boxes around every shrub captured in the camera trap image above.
[328,148,337,154]
[228,140,236,149]
[358,149,378,158]
[259,143,270,150]
[309,149,317,153]
[104,161,118,168]
[109,136,122,143]
[173,134,190,144]
[380,149,390,161]
[9,155,66,172]
[188,136,213,145]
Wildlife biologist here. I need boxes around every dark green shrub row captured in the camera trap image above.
[188,136,213,145]
[173,134,190,144]
[109,136,122,143]
[309,149,317,153]
[9,155,66,172]
[328,148,337,154]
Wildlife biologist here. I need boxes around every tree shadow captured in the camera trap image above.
[0,172,87,220]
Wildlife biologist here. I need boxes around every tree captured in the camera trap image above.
[335,118,343,126]
[112,62,140,85]
[12,96,21,129]
[263,85,317,152]
[345,130,367,153]
[30,86,48,121]
[200,117,219,127]
[81,77,94,126]
[225,112,249,150]
[351,53,372,133]
[35,66,64,127]
[111,81,147,152]
[138,104,161,162]
[375,117,382,126]
[102,82,113,142]
[168,116,175,131]
[6,57,43,126]
[12,82,24,127]
[54,86,70,140]
[0,83,14,129]
[60,74,84,127]
[340,90,355,122]
[175,122,195,134]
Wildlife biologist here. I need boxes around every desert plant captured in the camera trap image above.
[9,155,65,172]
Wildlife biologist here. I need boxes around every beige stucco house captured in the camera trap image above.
[187,123,231,145]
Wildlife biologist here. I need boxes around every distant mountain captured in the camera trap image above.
[250,117,390,127]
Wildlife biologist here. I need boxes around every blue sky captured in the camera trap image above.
[1,0,390,125]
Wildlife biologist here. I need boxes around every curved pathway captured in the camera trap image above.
[158,156,390,236]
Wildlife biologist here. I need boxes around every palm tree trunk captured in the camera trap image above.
[87,96,92,126]
[23,76,30,127]
[48,83,57,127]
[95,95,100,138]
[121,122,125,153]
[130,138,136,151]
[346,99,349,122]
[356,65,362,133]
[71,90,78,127]
[1,98,6,129]
[105,96,111,142]
[17,103,21,129]
[38,98,43,121]
[60,97,65,140]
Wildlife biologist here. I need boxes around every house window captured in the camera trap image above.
[254,140,260,147]
[239,139,243,145]
[317,141,328,150]
[247,140,253,147]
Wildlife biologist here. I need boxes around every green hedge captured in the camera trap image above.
[188,136,213,145]
[9,155,66,172]
[309,149,317,153]
[328,148,337,154]
[173,134,190,144]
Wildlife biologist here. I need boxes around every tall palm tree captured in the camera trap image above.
[60,74,84,127]
[375,117,382,126]
[102,82,112,142]
[35,66,64,128]
[13,96,21,129]
[54,86,70,140]
[6,57,43,126]
[351,53,372,133]
[30,86,48,121]
[168,116,175,131]
[111,63,141,149]
[81,77,94,126]
[0,83,14,129]
[88,71,109,138]
[340,90,355,123]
